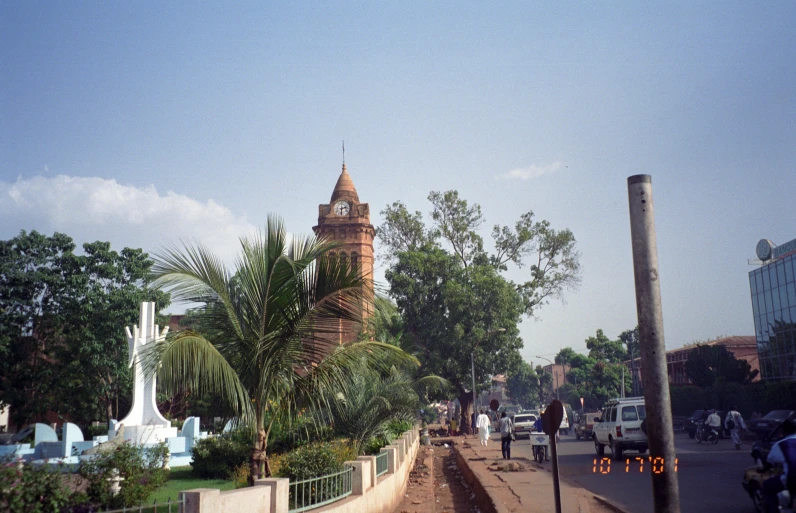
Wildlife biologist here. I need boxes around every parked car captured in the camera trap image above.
[575,413,601,441]
[593,397,648,460]
[513,414,538,439]
[748,410,796,438]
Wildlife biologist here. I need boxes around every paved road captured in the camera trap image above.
[511,431,757,513]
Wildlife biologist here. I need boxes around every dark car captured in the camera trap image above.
[748,410,796,438]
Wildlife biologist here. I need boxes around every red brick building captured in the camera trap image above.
[625,336,759,386]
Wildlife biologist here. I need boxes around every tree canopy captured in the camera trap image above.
[0,231,169,428]
[684,344,759,388]
[379,190,581,429]
[585,329,628,363]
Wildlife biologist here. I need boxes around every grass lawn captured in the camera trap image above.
[148,466,237,504]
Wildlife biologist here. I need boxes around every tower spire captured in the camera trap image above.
[342,140,345,165]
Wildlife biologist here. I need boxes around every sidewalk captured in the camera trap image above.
[450,432,626,513]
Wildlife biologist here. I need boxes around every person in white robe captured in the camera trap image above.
[476,409,491,446]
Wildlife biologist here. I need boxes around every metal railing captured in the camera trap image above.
[288,465,353,513]
[91,496,184,513]
[375,451,388,477]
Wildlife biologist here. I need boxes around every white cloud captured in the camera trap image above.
[499,161,565,180]
[0,175,257,271]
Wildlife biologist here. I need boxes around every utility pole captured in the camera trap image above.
[627,175,680,513]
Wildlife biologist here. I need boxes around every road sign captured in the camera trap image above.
[542,400,563,436]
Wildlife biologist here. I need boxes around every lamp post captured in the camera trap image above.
[471,328,506,425]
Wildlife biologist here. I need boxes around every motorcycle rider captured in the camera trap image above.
[705,409,722,440]
[762,419,796,513]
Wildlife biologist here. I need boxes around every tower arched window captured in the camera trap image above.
[340,252,347,265]
[351,252,358,270]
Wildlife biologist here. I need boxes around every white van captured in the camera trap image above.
[592,397,648,460]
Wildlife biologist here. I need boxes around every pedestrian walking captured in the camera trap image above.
[499,412,514,459]
[725,406,746,450]
[476,410,491,446]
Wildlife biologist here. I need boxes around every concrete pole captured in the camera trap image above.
[627,175,680,513]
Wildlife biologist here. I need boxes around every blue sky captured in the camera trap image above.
[2,2,794,363]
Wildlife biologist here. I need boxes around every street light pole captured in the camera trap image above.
[536,355,555,401]
[471,328,506,428]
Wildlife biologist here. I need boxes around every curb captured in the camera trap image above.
[592,493,634,513]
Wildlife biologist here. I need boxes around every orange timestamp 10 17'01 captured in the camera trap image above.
[593,456,678,474]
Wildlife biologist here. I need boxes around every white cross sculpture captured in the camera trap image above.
[118,302,175,443]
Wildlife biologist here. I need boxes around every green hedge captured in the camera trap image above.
[191,433,250,479]
[669,380,796,417]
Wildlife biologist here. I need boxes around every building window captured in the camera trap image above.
[351,252,358,269]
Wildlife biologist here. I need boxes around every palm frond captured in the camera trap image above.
[141,330,253,424]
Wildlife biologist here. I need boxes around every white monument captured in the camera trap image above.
[117,302,178,444]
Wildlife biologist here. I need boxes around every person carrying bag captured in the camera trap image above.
[499,412,514,459]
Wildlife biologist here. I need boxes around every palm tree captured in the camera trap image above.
[324,366,447,454]
[144,216,414,482]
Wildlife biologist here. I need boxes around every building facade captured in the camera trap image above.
[750,238,796,380]
[625,336,759,386]
[542,363,571,397]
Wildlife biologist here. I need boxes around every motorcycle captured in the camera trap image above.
[695,422,719,444]
[743,422,794,512]
[530,432,549,464]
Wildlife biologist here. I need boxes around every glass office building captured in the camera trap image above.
[749,238,796,381]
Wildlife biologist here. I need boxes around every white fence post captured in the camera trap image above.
[255,477,289,513]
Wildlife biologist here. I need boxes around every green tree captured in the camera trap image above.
[57,241,170,424]
[536,365,553,404]
[376,201,436,263]
[0,231,75,427]
[0,231,168,428]
[379,190,582,430]
[325,367,446,454]
[585,329,627,363]
[684,344,759,388]
[505,360,539,409]
[556,346,631,410]
[619,326,641,395]
[145,216,413,483]
[555,347,578,386]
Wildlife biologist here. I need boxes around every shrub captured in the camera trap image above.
[191,433,250,479]
[85,424,109,440]
[385,419,413,438]
[419,404,437,426]
[78,442,169,509]
[362,436,390,456]
[274,440,356,481]
[230,463,250,489]
[0,458,76,513]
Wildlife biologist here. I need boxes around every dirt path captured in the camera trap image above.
[393,444,481,513]
[434,445,481,513]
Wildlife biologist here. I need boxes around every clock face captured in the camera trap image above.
[333,201,350,216]
[756,239,773,261]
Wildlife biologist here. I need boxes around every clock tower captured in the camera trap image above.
[313,163,375,343]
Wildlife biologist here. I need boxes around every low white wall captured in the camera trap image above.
[182,427,419,513]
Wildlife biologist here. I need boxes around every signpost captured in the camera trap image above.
[542,399,564,513]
